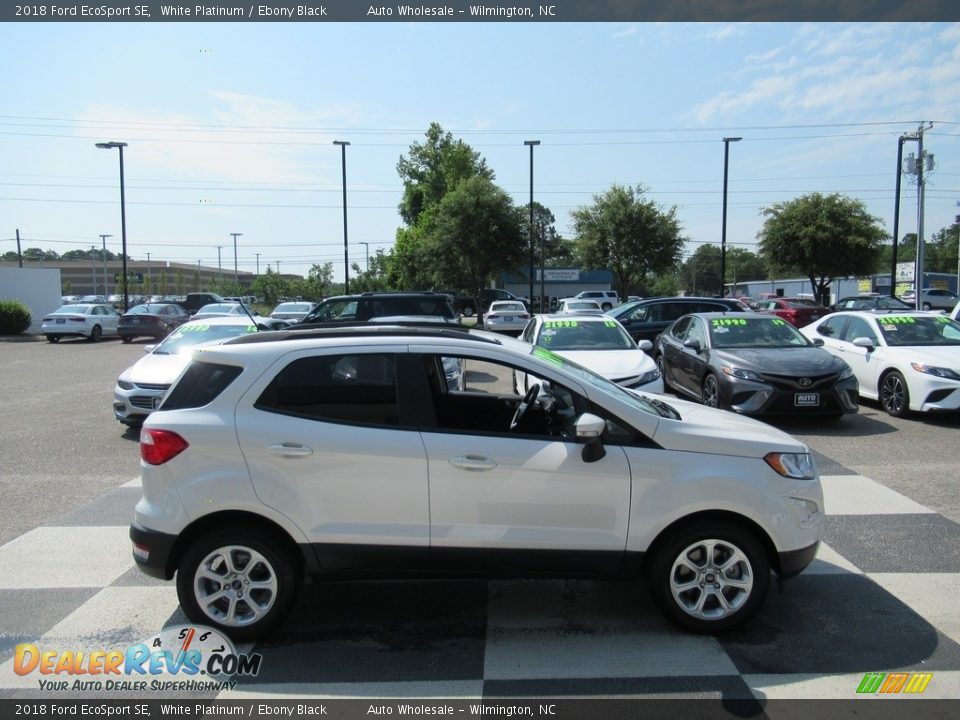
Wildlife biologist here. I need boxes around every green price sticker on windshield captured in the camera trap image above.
[544,320,578,328]
[882,316,915,324]
[604,320,617,328]
[771,318,786,326]
[712,318,747,327]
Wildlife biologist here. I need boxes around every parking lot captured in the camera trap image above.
[1,336,960,701]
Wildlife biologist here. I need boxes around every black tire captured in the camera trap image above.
[879,370,911,418]
[89,325,102,342]
[701,373,721,408]
[121,336,132,344]
[655,354,671,391]
[922,302,932,311]
[601,303,613,311]
[647,521,770,633]
[176,527,299,642]
[46,335,59,343]
[463,306,475,317]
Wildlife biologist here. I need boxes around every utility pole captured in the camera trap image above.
[146,252,152,293]
[90,246,97,295]
[216,246,223,280]
[16,228,22,268]
[100,234,112,298]
[230,232,242,284]
[255,252,261,276]
[902,122,933,310]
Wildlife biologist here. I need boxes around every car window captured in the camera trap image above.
[256,353,399,426]
[161,362,243,411]
[709,317,808,348]
[874,315,960,346]
[817,316,847,338]
[154,322,258,355]
[842,317,879,344]
[670,317,692,340]
[685,317,707,346]
[535,319,635,350]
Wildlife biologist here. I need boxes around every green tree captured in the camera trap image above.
[758,192,886,303]
[350,250,392,292]
[418,176,526,294]
[22,248,60,261]
[682,245,723,296]
[251,268,288,307]
[572,184,686,298]
[397,122,493,227]
[926,221,960,274]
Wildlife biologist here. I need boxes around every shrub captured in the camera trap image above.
[0,299,32,335]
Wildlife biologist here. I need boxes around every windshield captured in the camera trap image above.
[536,319,635,350]
[154,323,258,355]
[529,345,679,419]
[875,315,960,346]
[710,317,809,348]
[276,303,311,312]
[196,304,238,314]
[51,305,92,315]
[128,304,165,315]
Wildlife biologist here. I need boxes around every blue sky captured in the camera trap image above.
[1,21,958,282]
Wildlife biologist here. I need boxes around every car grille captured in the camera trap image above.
[134,383,170,391]
[130,396,158,409]
[758,373,839,391]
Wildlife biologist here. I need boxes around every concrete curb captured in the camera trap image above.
[0,334,44,343]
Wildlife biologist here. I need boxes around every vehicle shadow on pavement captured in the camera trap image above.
[765,411,895,438]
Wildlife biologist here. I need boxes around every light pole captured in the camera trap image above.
[90,246,97,296]
[524,140,540,309]
[890,136,908,298]
[359,241,370,272]
[255,252,261,276]
[216,246,223,280]
[95,141,129,311]
[146,252,151,294]
[99,234,111,298]
[230,232,242,285]
[721,137,741,297]
[333,140,350,293]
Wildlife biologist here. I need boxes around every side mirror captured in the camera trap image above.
[683,339,702,353]
[852,336,875,350]
[637,339,653,352]
[812,337,825,347]
[575,413,606,463]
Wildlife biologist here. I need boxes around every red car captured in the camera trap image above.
[754,297,828,328]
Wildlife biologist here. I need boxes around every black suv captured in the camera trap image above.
[609,296,749,344]
[298,292,459,325]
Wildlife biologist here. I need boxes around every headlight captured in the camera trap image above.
[633,369,661,386]
[117,380,134,390]
[839,364,854,380]
[764,452,816,479]
[722,365,763,381]
[910,362,960,380]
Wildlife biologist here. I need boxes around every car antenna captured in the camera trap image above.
[238,298,262,331]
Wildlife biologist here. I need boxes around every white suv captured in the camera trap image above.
[573,290,620,310]
[131,325,823,640]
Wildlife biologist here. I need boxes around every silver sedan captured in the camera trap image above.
[483,301,531,334]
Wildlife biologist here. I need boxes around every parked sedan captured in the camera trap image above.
[656,313,858,417]
[483,300,530,334]
[118,303,191,342]
[555,299,605,315]
[113,316,261,427]
[270,301,318,322]
[754,297,828,328]
[41,303,120,342]
[900,288,959,311]
[802,310,960,417]
[830,294,912,312]
[193,302,257,319]
[518,314,663,394]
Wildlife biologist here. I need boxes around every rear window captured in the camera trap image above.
[160,362,243,411]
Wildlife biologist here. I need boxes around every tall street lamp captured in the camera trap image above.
[359,241,370,272]
[216,246,223,280]
[524,140,540,309]
[230,232,243,285]
[720,136,741,297]
[255,252,261,276]
[90,246,97,296]
[333,140,350,293]
[95,141,129,311]
[99,234,111,297]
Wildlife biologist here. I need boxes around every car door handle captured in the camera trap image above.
[267,443,313,458]
[449,455,498,472]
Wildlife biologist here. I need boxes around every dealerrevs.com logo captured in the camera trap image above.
[14,625,261,692]
[856,672,933,695]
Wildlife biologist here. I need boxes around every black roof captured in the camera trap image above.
[225,322,503,346]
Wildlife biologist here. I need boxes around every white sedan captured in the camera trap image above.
[517,314,663,394]
[801,310,960,417]
[41,303,120,342]
[556,298,605,315]
[483,300,530,334]
[113,316,261,427]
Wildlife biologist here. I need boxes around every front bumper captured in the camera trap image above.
[113,383,169,424]
[778,541,820,579]
[129,522,177,580]
[722,374,859,416]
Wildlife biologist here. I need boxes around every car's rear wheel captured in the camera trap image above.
[176,528,299,642]
[655,354,671,390]
[121,336,132,344]
[701,373,721,408]
[922,302,932,311]
[648,521,769,633]
[462,306,475,317]
[89,325,102,342]
[601,303,613,311]
[879,370,911,418]
[46,335,59,343]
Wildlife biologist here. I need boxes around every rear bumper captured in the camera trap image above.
[129,522,177,580]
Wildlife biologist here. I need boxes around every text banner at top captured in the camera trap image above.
[4,1,959,23]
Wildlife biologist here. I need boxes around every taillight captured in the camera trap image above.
[140,428,189,465]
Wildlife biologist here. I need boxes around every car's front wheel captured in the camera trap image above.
[701,373,721,408]
[879,370,911,418]
[922,302,932,311]
[176,528,299,642]
[89,325,102,342]
[655,354,671,390]
[121,336,132,344]
[46,335,59,343]
[648,521,770,633]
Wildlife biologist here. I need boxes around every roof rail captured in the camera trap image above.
[224,322,503,346]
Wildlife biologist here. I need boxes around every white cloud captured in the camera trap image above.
[706,23,747,42]
[611,25,638,40]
